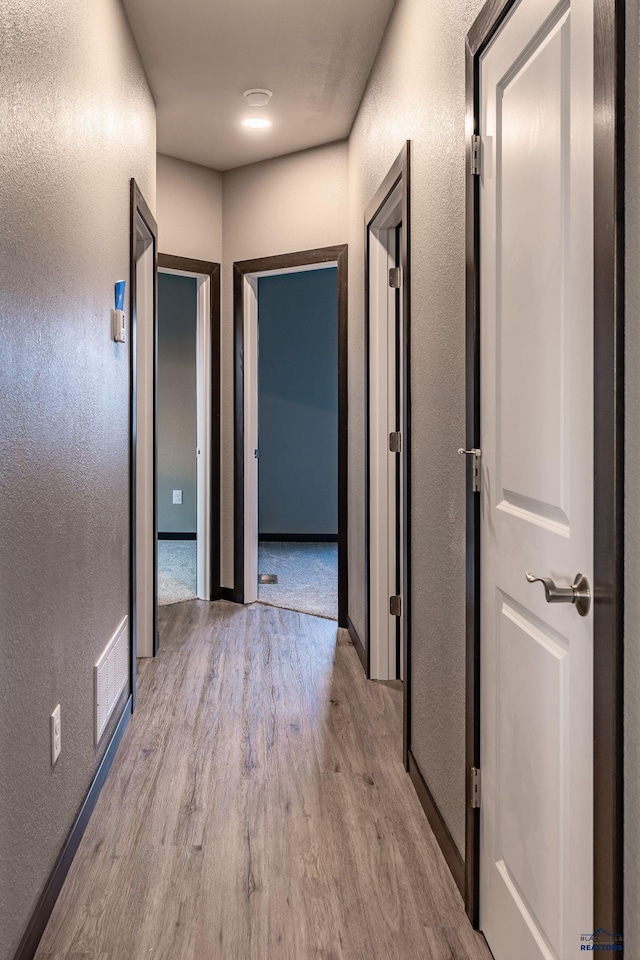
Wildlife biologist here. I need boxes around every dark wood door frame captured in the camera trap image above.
[363,143,412,767]
[129,179,158,711]
[232,245,349,628]
[464,0,624,934]
[158,254,222,601]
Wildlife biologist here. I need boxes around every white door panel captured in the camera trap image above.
[498,20,569,527]
[136,232,155,659]
[244,276,259,605]
[479,0,593,957]
[368,188,404,682]
[196,275,212,602]
[387,230,399,678]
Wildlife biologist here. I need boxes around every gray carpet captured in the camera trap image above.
[157,539,338,619]
[258,541,338,621]
[158,540,197,606]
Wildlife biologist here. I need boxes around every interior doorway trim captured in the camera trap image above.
[464,0,624,932]
[232,245,349,627]
[129,179,158,710]
[364,142,411,763]
[158,254,221,601]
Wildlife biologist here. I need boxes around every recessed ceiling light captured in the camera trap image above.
[242,118,272,129]
[243,88,273,107]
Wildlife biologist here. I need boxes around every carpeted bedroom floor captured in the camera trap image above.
[257,541,338,621]
[157,540,197,606]
[157,539,338,621]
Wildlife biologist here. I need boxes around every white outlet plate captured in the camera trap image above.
[173,490,183,505]
[51,704,61,765]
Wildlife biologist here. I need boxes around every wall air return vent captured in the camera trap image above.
[95,616,128,744]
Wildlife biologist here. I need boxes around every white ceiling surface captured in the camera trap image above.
[122,0,397,171]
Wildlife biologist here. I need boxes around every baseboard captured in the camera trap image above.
[258,533,339,543]
[13,695,133,960]
[408,749,465,897]
[346,615,367,673]
[158,532,197,541]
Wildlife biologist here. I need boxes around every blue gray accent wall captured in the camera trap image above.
[258,269,338,537]
[157,274,197,534]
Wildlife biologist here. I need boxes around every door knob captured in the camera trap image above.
[525,572,591,617]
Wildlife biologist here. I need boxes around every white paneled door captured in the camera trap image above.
[478,0,594,958]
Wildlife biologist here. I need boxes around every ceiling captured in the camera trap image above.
[122,0,397,171]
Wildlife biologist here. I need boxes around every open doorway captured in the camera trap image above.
[233,246,348,626]
[256,268,339,619]
[156,254,220,608]
[157,272,198,604]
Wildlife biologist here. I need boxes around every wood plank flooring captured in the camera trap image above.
[35,600,492,960]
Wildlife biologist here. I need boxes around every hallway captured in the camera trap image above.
[34,602,490,960]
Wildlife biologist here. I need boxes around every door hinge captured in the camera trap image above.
[254,449,259,459]
[471,135,482,176]
[471,451,481,492]
[389,431,402,454]
[390,595,402,617]
[458,447,482,492]
[389,267,402,289]
[471,767,481,808]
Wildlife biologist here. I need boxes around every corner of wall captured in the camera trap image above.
[156,153,223,262]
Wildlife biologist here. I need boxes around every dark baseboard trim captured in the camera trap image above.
[346,615,367,674]
[158,532,197,541]
[13,695,133,960]
[408,749,465,897]
[258,533,339,543]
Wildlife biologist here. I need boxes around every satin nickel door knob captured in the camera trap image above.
[525,572,591,617]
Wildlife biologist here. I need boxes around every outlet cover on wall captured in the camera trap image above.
[173,490,183,505]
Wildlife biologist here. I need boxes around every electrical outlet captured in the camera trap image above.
[51,704,61,765]
[173,490,183,505]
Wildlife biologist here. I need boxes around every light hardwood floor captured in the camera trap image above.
[35,600,492,960]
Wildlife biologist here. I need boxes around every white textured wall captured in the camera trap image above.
[220,143,349,585]
[625,0,640,952]
[0,2,155,959]
[157,153,223,262]
[347,0,486,854]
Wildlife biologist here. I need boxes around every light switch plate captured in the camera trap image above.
[173,490,183,505]
[111,308,126,343]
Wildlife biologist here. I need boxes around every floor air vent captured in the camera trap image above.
[95,616,128,744]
